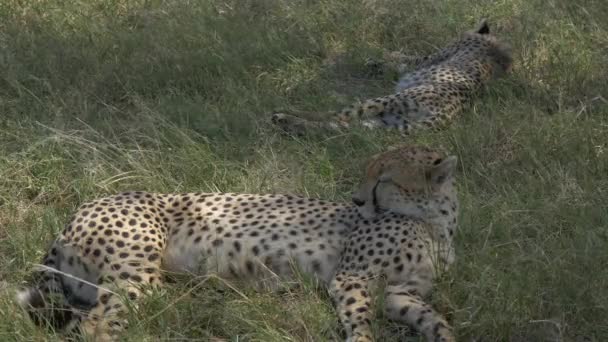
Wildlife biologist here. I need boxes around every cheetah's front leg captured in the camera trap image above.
[365,50,419,76]
[329,272,375,342]
[271,112,343,136]
[384,284,454,342]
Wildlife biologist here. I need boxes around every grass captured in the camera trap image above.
[0,0,607,340]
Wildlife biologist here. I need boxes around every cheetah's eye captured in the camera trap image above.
[432,158,443,165]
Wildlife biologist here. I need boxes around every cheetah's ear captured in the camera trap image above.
[475,19,490,34]
[427,156,457,185]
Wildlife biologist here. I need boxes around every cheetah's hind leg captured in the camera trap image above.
[77,265,163,341]
[15,240,97,336]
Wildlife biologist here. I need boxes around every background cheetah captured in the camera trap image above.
[271,19,512,135]
[17,146,459,341]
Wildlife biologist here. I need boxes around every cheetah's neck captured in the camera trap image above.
[425,213,457,244]
[425,191,459,245]
[422,197,458,268]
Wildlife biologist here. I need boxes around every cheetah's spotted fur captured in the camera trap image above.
[17,145,459,342]
[272,19,512,135]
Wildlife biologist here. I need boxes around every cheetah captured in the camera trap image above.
[17,145,459,341]
[271,19,512,135]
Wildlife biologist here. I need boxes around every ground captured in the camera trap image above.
[0,0,607,341]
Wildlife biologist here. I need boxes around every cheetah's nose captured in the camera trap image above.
[352,197,365,206]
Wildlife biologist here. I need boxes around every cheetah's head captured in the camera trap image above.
[466,18,513,74]
[352,146,458,220]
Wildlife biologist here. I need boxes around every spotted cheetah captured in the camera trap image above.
[17,145,459,341]
[271,19,512,135]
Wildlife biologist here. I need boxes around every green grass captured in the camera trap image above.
[1,0,607,340]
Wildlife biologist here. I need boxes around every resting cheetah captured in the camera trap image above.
[17,145,459,341]
[272,19,512,135]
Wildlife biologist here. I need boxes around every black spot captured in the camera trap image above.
[100,294,111,304]
[312,260,322,272]
[245,261,254,273]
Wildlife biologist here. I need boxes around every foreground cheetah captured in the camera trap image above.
[17,145,459,341]
[272,19,512,135]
